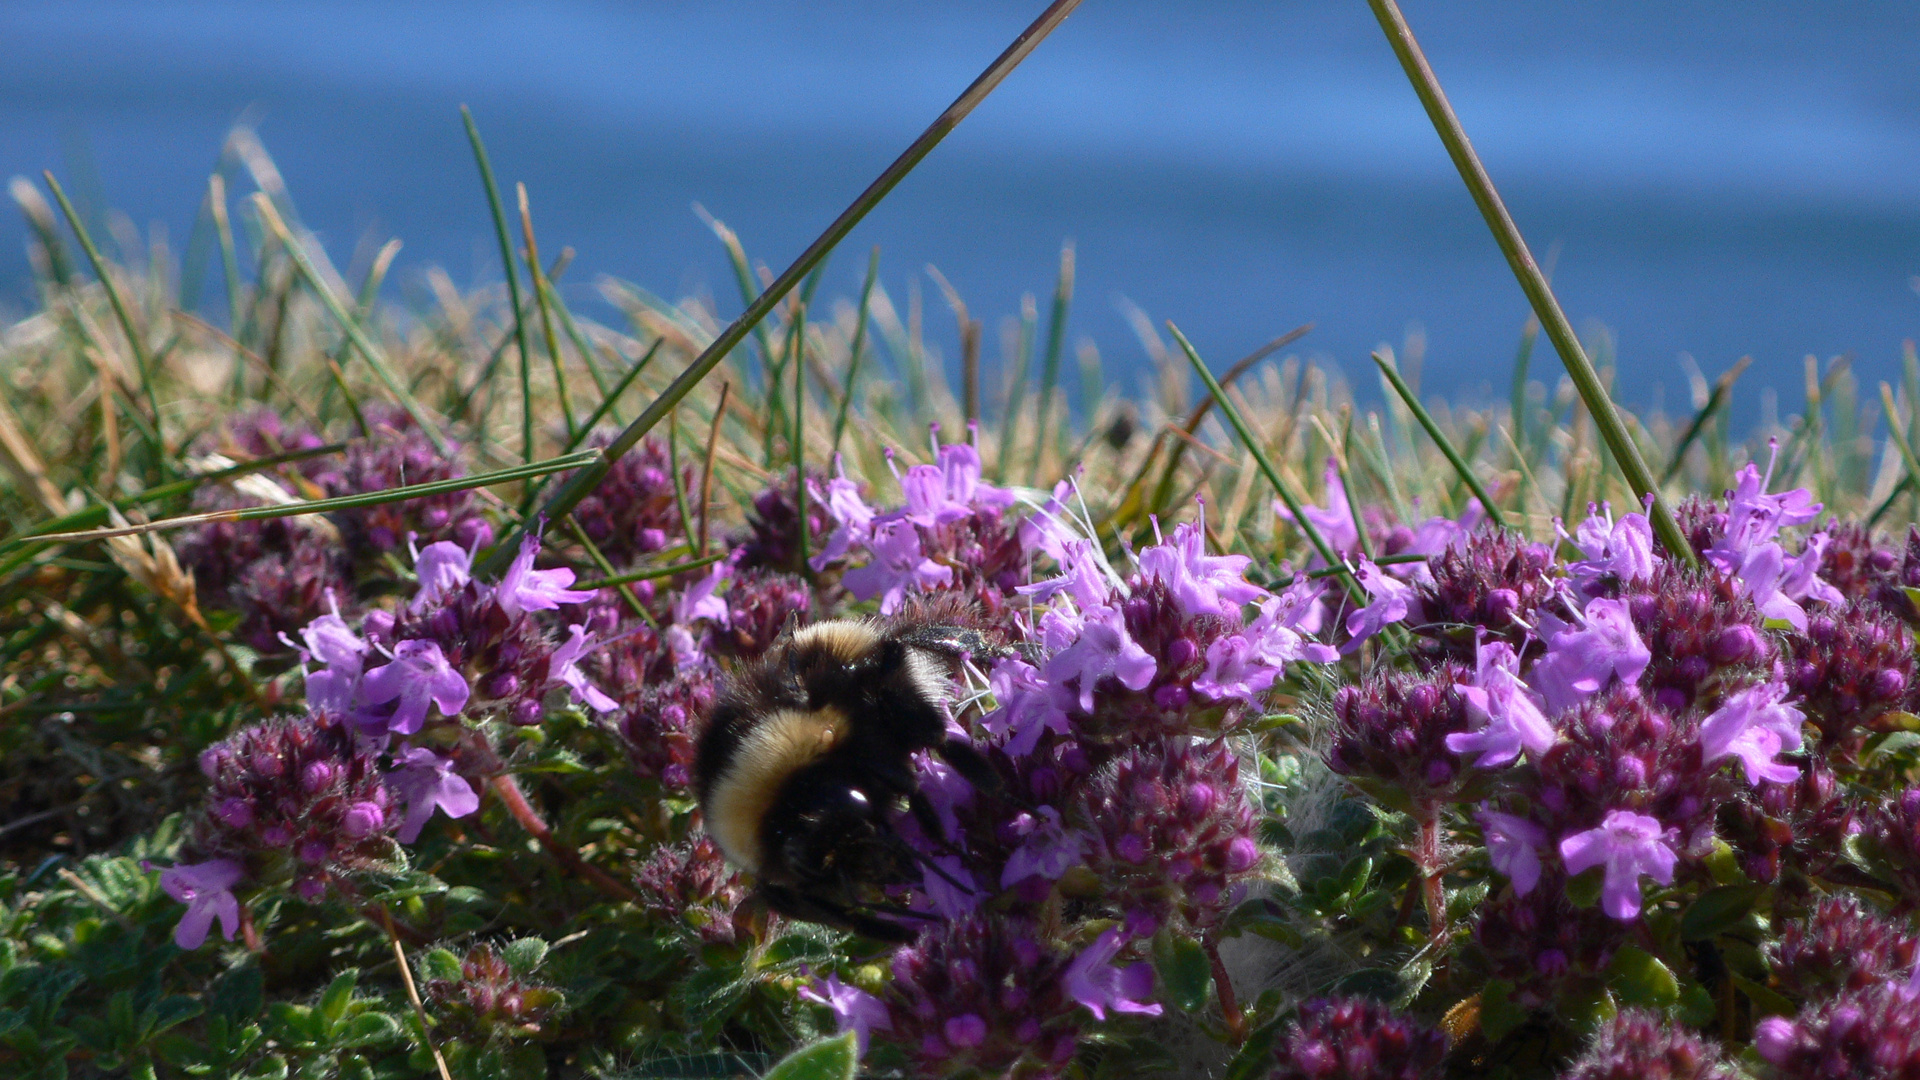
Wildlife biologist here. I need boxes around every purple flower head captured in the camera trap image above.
[551,624,619,713]
[1528,599,1651,713]
[799,974,892,1055]
[409,540,473,613]
[1270,996,1448,1080]
[1042,603,1156,713]
[389,747,481,843]
[1558,809,1678,920]
[842,518,952,615]
[159,858,246,950]
[887,913,1079,1076]
[1768,894,1920,1001]
[1000,806,1087,889]
[978,655,1071,760]
[1275,459,1359,560]
[670,561,731,629]
[1789,605,1917,755]
[1062,928,1161,1021]
[1559,1009,1739,1080]
[358,639,470,735]
[1567,503,1658,594]
[1135,518,1265,618]
[1478,808,1548,896]
[1698,679,1804,786]
[807,456,876,570]
[1755,983,1920,1077]
[1330,667,1475,807]
[497,532,597,617]
[1447,640,1555,769]
[1342,557,1414,651]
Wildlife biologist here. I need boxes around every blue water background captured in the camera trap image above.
[2,1,1918,420]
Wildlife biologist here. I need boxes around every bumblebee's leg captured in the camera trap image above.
[938,736,1003,794]
[759,884,917,944]
[899,625,1013,662]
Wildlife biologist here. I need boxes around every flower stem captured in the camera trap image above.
[488,773,640,903]
[1415,812,1448,947]
[1204,936,1246,1041]
[380,904,454,1080]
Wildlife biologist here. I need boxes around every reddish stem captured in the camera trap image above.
[1204,936,1247,1041]
[1416,811,1449,947]
[489,773,641,903]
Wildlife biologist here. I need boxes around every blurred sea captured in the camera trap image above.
[2,0,1918,418]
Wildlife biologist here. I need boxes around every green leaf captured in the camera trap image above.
[240,1053,289,1080]
[1606,946,1679,1009]
[1478,980,1529,1044]
[147,996,203,1038]
[1680,884,1766,941]
[422,949,464,983]
[208,965,264,1022]
[1564,867,1604,910]
[1152,933,1212,1013]
[1866,730,1920,764]
[318,970,359,1027]
[1221,1015,1285,1080]
[760,1033,858,1080]
[338,1012,403,1048]
[1325,968,1403,1002]
[503,938,550,977]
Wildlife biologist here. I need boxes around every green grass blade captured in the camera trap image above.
[1364,0,1688,565]
[252,196,451,455]
[1507,315,1537,459]
[831,247,881,459]
[567,338,662,453]
[1168,321,1360,601]
[1371,350,1506,529]
[1660,355,1751,485]
[1029,240,1075,482]
[461,106,534,464]
[43,172,165,445]
[483,0,1087,576]
[575,551,727,591]
[518,182,576,441]
[9,449,601,551]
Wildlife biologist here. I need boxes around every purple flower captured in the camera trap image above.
[1000,806,1087,888]
[1447,640,1555,768]
[550,624,619,713]
[1194,633,1282,706]
[410,540,473,612]
[843,518,952,615]
[919,855,979,919]
[1275,459,1359,559]
[1528,599,1651,713]
[497,533,596,616]
[1698,680,1804,785]
[1567,504,1658,593]
[670,562,731,628]
[1736,542,1813,631]
[1061,928,1162,1021]
[159,858,245,950]
[1018,479,1081,562]
[1559,809,1678,920]
[388,747,482,843]
[1135,519,1265,618]
[807,457,876,570]
[1017,537,1115,610]
[359,639,470,734]
[1478,809,1548,896]
[294,608,367,678]
[913,751,974,843]
[978,656,1071,759]
[799,973,892,1055]
[1342,557,1412,651]
[1043,604,1156,712]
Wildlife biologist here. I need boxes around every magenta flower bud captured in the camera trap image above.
[293,874,328,903]
[297,839,329,864]
[301,760,338,793]
[250,750,285,778]
[1166,637,1199,669]
[1753,1017,1794,1064]
[1014,1018,1042,1043]
[1182,783,1218,819]
[1226,837,1259,874]
[1708,624,1761,665]
[500,992,524,1018]
[1116,834,1149,864]
[454,516,493,550]
[1482,588,1520,626]
[1876,668,1908,699]
[213,798,254,829]
[260,824,293,846]
[943,1014,987,1048]
[512,700,544,725]
[342,801,386,839]
[1153,684,1190,710]
[483,672,520,699]
[362,609,395,639]
[1191,881,1221,907]
[639,527,668,551]
[1424,760,1455,786]
[1535,948,1569,979]
[199,747,227,778]
[1125,908,1159,938]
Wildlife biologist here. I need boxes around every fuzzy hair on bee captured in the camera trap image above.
[693,603,1011,942]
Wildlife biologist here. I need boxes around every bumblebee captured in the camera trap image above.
[693,613,1007,941]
